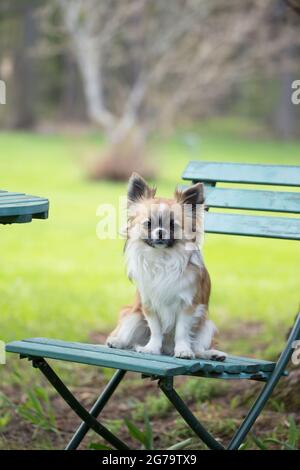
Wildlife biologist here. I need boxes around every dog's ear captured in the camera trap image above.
[175,182,205,206]
[128,173,156,203]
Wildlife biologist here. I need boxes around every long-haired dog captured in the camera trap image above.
[106,173,226,361]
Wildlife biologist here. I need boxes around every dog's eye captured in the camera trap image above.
[143,219,151,228]
[170,219,180,229]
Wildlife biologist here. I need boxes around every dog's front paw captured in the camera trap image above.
[210,350,227,362]
[174,348,195,359]
[135,344,161,355]
[197,349,227,362]
[106,337,124,349]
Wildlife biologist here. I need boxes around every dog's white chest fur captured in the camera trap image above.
[125,241,202,334]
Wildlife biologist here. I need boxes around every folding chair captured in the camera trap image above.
[6,161,300,450]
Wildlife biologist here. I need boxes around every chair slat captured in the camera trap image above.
[227,355,274,372]
[204,187,300,214]
[205,212,300,240]
[0,192,26,197]
[0,195,42,203]
[183,161,300,187]
[0,201,49,217]
[0,200,48,208]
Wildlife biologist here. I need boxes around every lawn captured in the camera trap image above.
[0,122,299,450]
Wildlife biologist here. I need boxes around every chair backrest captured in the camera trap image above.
[182,161,300,240]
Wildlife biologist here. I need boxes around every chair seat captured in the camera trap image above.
[6,338,284,381]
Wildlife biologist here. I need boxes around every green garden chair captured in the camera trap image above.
[5,162,300,450]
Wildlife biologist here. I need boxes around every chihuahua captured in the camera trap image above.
[106,173,226,361]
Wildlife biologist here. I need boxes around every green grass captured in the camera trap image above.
[0,122,300,450]
[0,123,300,357]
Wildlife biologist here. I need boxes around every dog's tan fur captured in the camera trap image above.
[106,173,226,361]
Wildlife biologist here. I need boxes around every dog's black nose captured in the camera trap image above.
[158,229,164,239]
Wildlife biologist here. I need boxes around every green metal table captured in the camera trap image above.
[0,189,49,225]
[0,188,49,365]
[0,187,49,362]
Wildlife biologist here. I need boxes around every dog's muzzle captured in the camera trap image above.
[145,238,175,248]
[144,226,175,248]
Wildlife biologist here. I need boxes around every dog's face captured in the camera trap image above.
[127,173,204,248]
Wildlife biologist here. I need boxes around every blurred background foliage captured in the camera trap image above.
[0,0,300,178]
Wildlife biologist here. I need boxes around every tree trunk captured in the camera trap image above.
[74,36,115,132]
[89,120,153,181]
[13,2,37,129]
[57,0,152,180]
